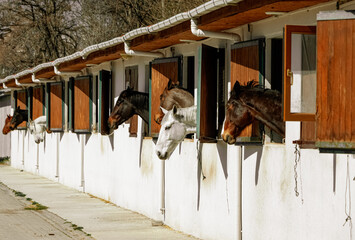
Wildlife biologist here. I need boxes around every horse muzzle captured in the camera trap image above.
[154,113,164,125]
[107,117,118,130]
[156,150,168,160]
[222,133,236,145]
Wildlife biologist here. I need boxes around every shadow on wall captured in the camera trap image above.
[109,134,114,151]
[217,140,228,179]
[244,146,263,186]
[333,154,336,193]
[197,142,204,211]
[85,133,91,145]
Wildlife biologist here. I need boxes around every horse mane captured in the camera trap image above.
[166,79,190,92]
[231,80,281,99]
[120,88,149,112]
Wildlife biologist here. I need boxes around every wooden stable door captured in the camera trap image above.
[15,91,27,129]
[32,86,44,120]
[48,82,64,131]
[230,39,264,143]
[316,15,355,151]
[150,57,181,136]
[73,76,92,133]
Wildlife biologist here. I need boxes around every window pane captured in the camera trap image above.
[290,33,316,114]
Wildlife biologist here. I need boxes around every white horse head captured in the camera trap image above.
[155,105,196,160]
[28,116,47,144]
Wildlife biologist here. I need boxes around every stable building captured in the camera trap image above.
[1,1,355,239]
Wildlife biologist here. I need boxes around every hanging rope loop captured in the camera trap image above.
[293,144,304,204]
[344,154,352,240]
[294,144,300,197]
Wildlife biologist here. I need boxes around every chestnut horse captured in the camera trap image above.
[2,115,13,135]
[222,80,285,144]
[2,107,28,135]
[108,87,149,130]
[154,80,194,124]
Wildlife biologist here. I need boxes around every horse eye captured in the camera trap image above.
[165,125,171,130]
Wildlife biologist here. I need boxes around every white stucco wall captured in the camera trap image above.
[9,1,355,240]
[0,94,11,158]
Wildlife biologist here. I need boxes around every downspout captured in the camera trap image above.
[80,134,85,192]
[15,78,38,87]
[32,73,57,83]
[161,160,166,219]
[3,82,22,90]
[124,41,164,58]
[36,144,39,173]
[22,130,25,169]
[55,132,60,179]
[124,40,165,221]
[239,146,243,240]
[54,66,81,76]
[190,18,241,41]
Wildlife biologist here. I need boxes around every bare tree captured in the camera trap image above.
[0,0,80,77]
[0,0,208,78]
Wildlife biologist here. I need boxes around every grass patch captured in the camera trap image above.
[24,201,48,211]
[25,203,48,210]
[65,221,89,236]
[26,198,32,201]
[13,190,26,197]
[71,224,84,231]
[0,156,10,164]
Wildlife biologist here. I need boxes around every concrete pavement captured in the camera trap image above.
[0,165,198,240]
[0,182,92,240]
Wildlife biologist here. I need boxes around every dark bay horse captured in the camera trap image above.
[2,115,13,135]
[154,80,194,124]
[108,87,149,130]
[3,107,28,135]
[222,80,285,144]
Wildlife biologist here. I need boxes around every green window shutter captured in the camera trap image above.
[45,83,50,129]
[197,44,218,143]
[98,70,111,135]
[68,77,74,131]
[148,62,152,136]
[27,87,33,121]
[13,90,18,109]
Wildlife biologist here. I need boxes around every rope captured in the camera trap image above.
[344,155,352,240]
[294,144,304,204]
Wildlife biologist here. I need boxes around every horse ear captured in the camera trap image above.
[167,79,173,89]
[160,106,168,114]
[172,105,178,115]
[232,81,241,94]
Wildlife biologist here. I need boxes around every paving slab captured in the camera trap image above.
[0,182,92,240]
[0,165,198,240]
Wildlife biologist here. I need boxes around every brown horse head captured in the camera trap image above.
[154,79,194,124]
[2,115,13,135]
[108,87,149,130]
[9,107,28,131]
[222,80,285,144]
